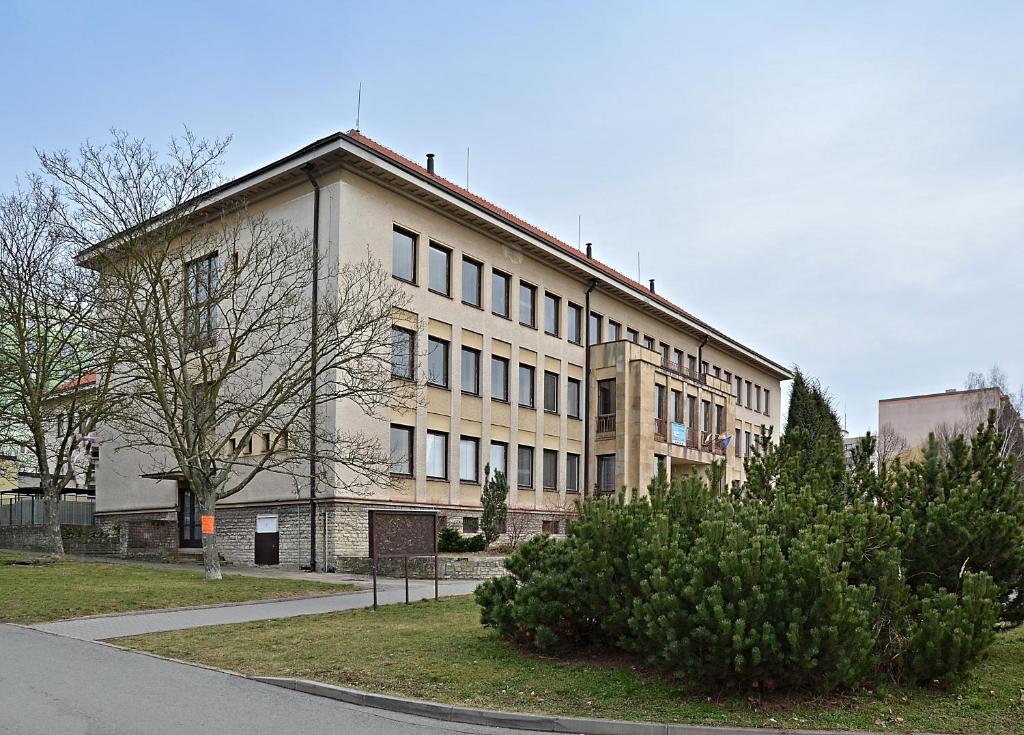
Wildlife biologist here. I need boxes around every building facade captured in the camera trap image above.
[88,131,790,568]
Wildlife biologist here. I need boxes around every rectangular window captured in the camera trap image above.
[597,454,616,492]
[671,389,682,423]
[518,445,534,488]
[745,430,752,457]
[185,253,218,349]
[715,404,725,434]
[391,327,415,379]
[567,303,583,344]
[392,226,416,282]
[426,431,448,479]
[654,384,666,420]
[427,336,449,388]
[660,343,671,366]
[673,348,684,371]
[459,436,479,483]
[700,360,709,375]
[735,376,743,403]
[724,371,732,384]
[489,441,508,477]
[461,347,480,395]
[755,385,762,413]
[687,394,697,426]
[567,378,581,419]
[735,428,742,458]
[566,453,580,492]
[686,354,696,374]
[544,293,560,336]
[745,380,752,408]
[543,449,558,489]
[463,516,479,533]
[519,282,536,327]
[588,312,602,345]
[389,425,414,476]
[643,336,655,350]
[701,399,711,433]
[597,379,615,416]
[764,389,771,416]
[461,257,482,307]
[542,519,560,535]
[626,328,639,343]
[491,356,509,401]
[492,270,510,318]
[518,364,535,407]
[543,371,559,413]
[428,242,450,296]
[607,320,621,341]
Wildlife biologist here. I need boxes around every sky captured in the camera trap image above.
[2,0,1022,435]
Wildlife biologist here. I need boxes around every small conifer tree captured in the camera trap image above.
[480,463,509,546]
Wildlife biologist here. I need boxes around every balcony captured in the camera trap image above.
[654,417,667,440]
[596,413,616,435]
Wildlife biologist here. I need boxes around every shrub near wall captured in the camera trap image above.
[476,424,1009,693]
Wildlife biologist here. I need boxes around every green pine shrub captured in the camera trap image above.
[438,526,486,553]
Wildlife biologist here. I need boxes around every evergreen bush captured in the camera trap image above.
[438,526,486,553]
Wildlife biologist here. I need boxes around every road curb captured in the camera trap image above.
[253,676,918,735]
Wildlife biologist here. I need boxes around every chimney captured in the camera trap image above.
[649,279,656,293]
[426,153,435,175]
[585,242,592,258]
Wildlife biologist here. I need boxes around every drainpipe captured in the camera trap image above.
[303,164,321,572]
[583,267,598,497]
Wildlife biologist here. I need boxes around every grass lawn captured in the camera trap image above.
[119,596,1024,734]
[0,553,355,623]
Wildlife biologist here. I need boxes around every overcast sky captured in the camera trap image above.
[3,1,1021,434]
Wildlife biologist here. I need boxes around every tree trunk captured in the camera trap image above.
[198,493,222,581]
[42,481,65,559]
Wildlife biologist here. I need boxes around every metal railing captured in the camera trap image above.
[0,496,95,527]
[654,417,667,440]
[596,413,616,434]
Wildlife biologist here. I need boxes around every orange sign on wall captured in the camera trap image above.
[201,515,215,535]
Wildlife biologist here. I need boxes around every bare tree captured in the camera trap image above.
[40,131,417,579]
[875,422,910,474]
[503,509,533,550]
[0,176,118,556]
[963,366,1024,471]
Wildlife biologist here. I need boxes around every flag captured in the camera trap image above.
[721,436,731,450]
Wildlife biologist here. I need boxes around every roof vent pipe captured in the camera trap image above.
[649,279,656,293]
[585,242,592,258]
[426,153,435,174]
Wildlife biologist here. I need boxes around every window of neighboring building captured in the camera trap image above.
[597,454,616,492]
[518,445,534,488]
[686,354,696,374]
[426,431,448,479]
[492,270,510,318]
[462,257,482,307]
[713,366,721,378]
[735,376,743,403]
[427,336,449,388]
[715,404,725,434]
[701,399,711,433]
[745,380,753,408]
[185,252,218,349]
[654,384,666,420]
[764,389,771,416]
[428,242,450,296]
[489,441,507,477]
[463,516,479,533]
[660,343,671,365]
[544,293,560,336]
[391,327,415,380]
[389,424,414,476]
[724,370,732,384]
[460,347,480,395]
[607,320,621,341]
[566,453,580,492]
[567,378,581,419]
[700,360,709,375]
[735,428,742,457]
[643,335,655,350]
[392,226,417,283]
[597,379,615,416]
[459,436,479,483]
[518,364,535,407]
[542,519,560,534]
[543,449,558,489]
[626,328,639,343]
[744,430,752,457]
[588,312,602,345]
[673,348,684,370]
[519,282,536,327]
[755,385,762,413]
[544,371,559,413]
[491,355,509,401]
[687,394,697,426]
[671,389,683,423]
[567,303,583,344]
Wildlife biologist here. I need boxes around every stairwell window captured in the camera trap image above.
[185,253,218,349]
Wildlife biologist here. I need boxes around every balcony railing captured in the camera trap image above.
[654,417,667,440]
[596,413,616,434]
[662,358,700,382]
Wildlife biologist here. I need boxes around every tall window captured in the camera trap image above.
[671,389,682,423]
[428,242,450,295]
[462,257,482,307]
[567,378,581,419]
[713,366,721,378]
[392,226,416,282]
[764,389,771,416]
[686,354,696,374]
[459,436,479,483]
[185,253,218,349]
[588,312,602,345]
[735,376,743,403]
[517,446,534,488]
[566,453,580,492]
[687,395,697,426]
[660,343,671,365]
[489,441,507,477]
[567,303,583,344]
[701,399,711,432]
[755,385,762,412]
[643,335,655,350]
[654,384,666,420]
[544,371,559,413]
[426,431,448,479]
[389,425,414,476]
[544,293,560,336]
[518,364,535,407]
[391,327,415,380]
[519,282,536,327]
[626,328,639,343]
[597,454,616,492]
[744,430,752,457]
[735,428,742,458]
[745,380,752,408]
[715,404,725,433]
[597,379,615,416]
[543,449,558,489]
[492,270,510,318]
[427,337,449,388]
[607,320,621,341]
[461,347,480,394]
[673,348,684,370]
[491,356,509,401]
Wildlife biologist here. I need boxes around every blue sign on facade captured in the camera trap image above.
[670,422,687,446]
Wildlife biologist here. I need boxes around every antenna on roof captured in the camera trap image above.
[355,82,362,132]
[465,146,470,189]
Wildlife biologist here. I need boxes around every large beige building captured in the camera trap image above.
[90,130,790,567]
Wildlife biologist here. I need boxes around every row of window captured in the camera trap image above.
[390,425,581,491]
[394,226,772,418]
[391,327,582,416]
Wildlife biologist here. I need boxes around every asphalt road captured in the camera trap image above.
[0,625,543,735]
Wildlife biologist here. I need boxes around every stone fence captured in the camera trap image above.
[336,554,508,580]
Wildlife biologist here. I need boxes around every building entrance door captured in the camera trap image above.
[178,485,202,548]
[255,514,280,565]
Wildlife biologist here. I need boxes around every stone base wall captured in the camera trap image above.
[97,510,178,558]
[0,524,119,555]
[336,554,507,580]
[214,504,310,566]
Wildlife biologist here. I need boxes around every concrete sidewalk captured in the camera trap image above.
[29,578,480,641]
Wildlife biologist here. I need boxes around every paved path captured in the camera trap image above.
[0,624,540,735]
[30,579,481,640]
